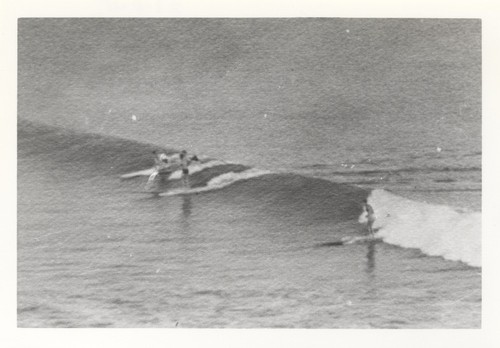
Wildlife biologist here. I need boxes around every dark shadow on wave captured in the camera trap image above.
[222,173,370,223]
[18,118,175,176]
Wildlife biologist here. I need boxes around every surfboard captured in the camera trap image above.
[340,235,382,245]
[120,165,180,180]
[129,190,165,196]
[161,187,199,197]
[316,234,382,248]
[120,168,156,179]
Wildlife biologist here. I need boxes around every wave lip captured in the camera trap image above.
[160,168,272,196]
[167,159,229,180]
[360,189,481,267]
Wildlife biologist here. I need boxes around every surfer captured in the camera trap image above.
[363,199,375,236]
[153,150,169,166]
[146,150,171,189]
[179,150,199,188]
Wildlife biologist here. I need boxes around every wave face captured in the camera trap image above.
[361,189,481,267]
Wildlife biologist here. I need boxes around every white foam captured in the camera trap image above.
[120,159,226,180]
[359,189,481,267]
[160,168,272,196]
[167,159,228,179]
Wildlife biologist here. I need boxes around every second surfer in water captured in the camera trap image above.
[363,199,375,236]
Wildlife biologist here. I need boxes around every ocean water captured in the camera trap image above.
[17,18,481,328]
[17,120,481,328]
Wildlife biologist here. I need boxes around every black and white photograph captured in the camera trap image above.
[4,0,500,344]
[16,16,482,329]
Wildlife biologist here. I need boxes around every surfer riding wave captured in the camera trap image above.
[145,150,174,189]
[145,149,199,190]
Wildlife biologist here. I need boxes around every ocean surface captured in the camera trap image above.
[17,18,481,328]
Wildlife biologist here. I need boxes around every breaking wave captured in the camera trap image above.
[19,119,481,267]
[360,189,481,267]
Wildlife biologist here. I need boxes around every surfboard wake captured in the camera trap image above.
[160,168,272,196]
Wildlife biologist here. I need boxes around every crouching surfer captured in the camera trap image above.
[145,150,172,190]
[363,199,375,236]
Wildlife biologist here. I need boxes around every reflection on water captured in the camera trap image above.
[178,195,193,231]
[363,242,378,303]
[365,242,376,276]
[182,195,192,219]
